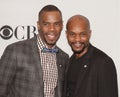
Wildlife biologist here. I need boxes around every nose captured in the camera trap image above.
[49,24,55,31]
[75,35,81,42]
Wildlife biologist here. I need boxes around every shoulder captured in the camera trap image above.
[92,45,112,59]
[6,37,36,49]
[90,45,114,65]
[3,37,37,56]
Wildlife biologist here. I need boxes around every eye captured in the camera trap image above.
[80,32,88,37]
[81,33,86,36]
[43,23,49,26]
[69,32,76,37]
[55,22,61,26]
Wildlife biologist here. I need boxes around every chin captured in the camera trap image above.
[72,48,84,54]
[74,51,82,54]
[47,42,56,46]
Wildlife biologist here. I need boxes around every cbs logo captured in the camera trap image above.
[0,25,36,40]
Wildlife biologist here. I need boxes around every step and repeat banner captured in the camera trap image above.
[0,0,120,95]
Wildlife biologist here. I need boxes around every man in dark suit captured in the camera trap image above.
[0,5,69,97]
[64,14,118,97]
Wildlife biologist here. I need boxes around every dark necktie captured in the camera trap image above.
[41,47,58,53]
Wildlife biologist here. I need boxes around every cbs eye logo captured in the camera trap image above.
[0,25,13,39]
[0,25,36,40]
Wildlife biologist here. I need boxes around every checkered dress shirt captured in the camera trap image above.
[37,35,58,97]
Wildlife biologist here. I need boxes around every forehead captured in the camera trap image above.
[40,11,62,21]
[67,21,88,32]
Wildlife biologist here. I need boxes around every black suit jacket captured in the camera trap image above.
[64,44,118,97]
[0,36,69,97]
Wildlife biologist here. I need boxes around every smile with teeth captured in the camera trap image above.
[47,34,56,40]
[74,42,83,48]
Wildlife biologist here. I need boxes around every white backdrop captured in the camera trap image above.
[0,0,120,96]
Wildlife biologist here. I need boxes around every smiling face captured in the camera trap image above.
[37,11,63,48]
[66,15,91,57]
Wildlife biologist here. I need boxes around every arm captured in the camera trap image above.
[98,57,118,97]
[0,45,16,96]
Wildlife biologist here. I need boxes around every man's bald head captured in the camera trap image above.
[66,15,90,30]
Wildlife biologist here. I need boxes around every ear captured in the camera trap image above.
[65,30,68,38]
[37,21,40,30]
[89,30,92,38]
[61,21,63,31]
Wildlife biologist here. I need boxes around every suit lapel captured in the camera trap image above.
[56,47,64,79]
[30,37,44,91]
[56,49,64,97]
[56,50,63,84]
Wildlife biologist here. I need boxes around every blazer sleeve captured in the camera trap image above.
[0,45,16,96]
[98,57,118,97]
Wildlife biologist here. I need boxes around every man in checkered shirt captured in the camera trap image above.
[0,5,69,97]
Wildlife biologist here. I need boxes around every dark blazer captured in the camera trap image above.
[64,44,118,97]
[0,36,69,97]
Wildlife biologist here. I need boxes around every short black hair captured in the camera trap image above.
[38,5,62,21]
